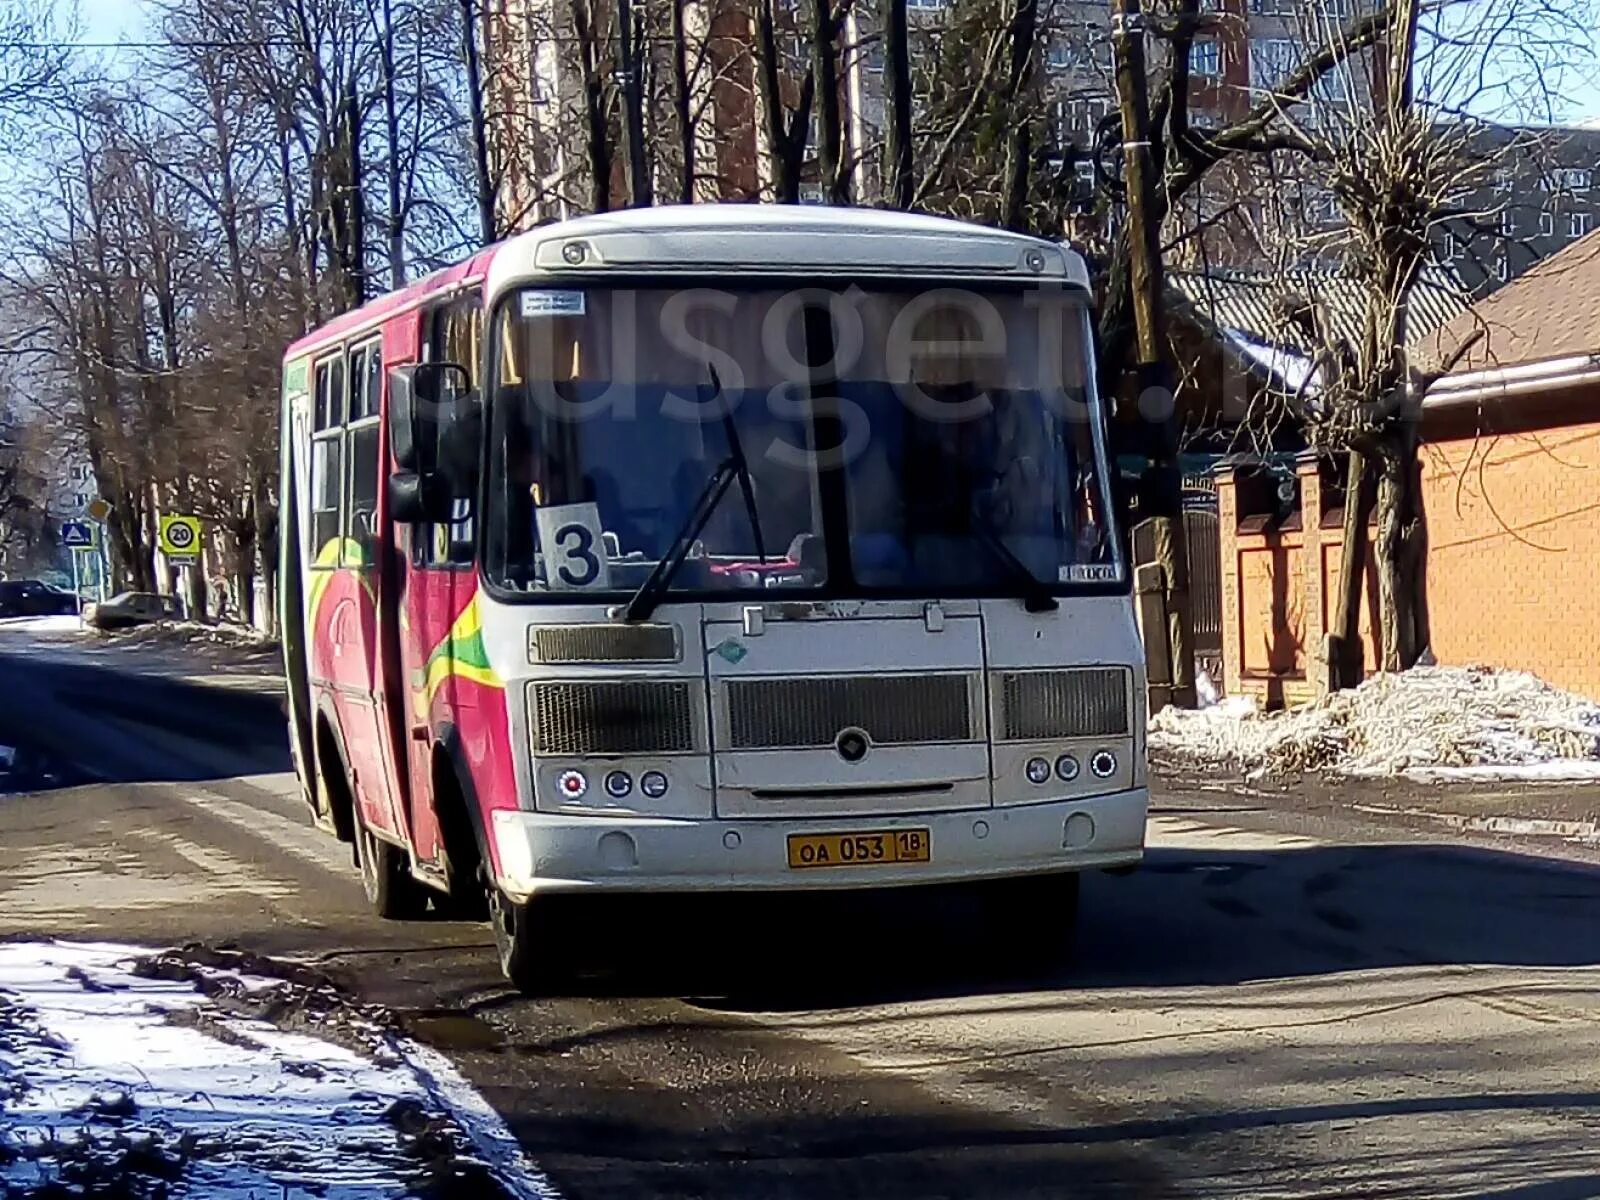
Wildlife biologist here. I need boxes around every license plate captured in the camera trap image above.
[786,829,932,870]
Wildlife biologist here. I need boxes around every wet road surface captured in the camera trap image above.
[2,634,1600,1198]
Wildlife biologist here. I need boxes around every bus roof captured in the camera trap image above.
[285,207,1093,362]
[487,205,1093,294]
[283,246,499,362]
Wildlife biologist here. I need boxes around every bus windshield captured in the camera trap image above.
[482,283,1122,600]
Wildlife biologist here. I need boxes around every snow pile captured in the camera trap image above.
[1150,666,1600,780]
[0,941,557,1200]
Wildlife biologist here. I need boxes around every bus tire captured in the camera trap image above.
[356,814,429,921]
[980,871,1080,969]
[489,884,553,994]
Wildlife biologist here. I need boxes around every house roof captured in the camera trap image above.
[1168,268,1470,365]
[1427,229,1600,375]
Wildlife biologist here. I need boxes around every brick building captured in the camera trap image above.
[1213,229,1600,706]
[1420,229,1600,699]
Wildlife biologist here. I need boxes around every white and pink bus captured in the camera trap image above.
[279,205,1147,990]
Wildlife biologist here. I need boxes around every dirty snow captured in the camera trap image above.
[0,941,558,1199]
[102,621,276,651]
[1150,666,1600,780]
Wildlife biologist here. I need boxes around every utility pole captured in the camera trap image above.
[1111,0,1197,709]
[617,0,652,207]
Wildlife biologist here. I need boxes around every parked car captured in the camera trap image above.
[83,591,182,631]
[0,580,79,618]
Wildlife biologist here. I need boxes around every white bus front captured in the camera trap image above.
[465,209,1147,978]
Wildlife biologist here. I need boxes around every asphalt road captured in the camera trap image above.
[3,631,1600,1199]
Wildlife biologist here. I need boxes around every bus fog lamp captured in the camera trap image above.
[640,771,670,799]
[1090,751,1118,779]
[1055,754,1081,782]
[604,770,633,798]
[1025,757,1052,785]
[557,769,589,799]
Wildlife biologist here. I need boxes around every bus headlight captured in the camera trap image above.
[556,769,589,800]
[1025,757,1052,785]
[1055,754,1081,782]
[604,770,633,798]
[1090,750,1118,779]
[640,771,670,799]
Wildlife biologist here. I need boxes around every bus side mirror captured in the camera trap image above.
[389,362,470,472]
[388,470,451,524]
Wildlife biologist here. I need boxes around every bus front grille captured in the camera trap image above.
[530,680,696,756]
[531,623,680,664]
[997,668,1130,741]
[722,674,977,750]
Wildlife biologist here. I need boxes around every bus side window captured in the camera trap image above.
[416,289,482,569]
[310,355,345,564]
[345,339,383,565]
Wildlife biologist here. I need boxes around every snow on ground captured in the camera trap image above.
[0,941,558,1200]
[1150,666,1600,782]
[102,621,277,651]
[0,616,85,636]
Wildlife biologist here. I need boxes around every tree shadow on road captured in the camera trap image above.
[0,657,289,791]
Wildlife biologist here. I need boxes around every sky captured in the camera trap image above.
[74,0,146,46]
[65,0,1600,127]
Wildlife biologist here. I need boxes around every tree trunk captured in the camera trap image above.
[998,0,1038,232]
[882,0,912,209]
[1374,432,1426,673]
[1327,447,1373,692]
[616,0,652,206]
[670,0,695,203]
[754,0,812,203]
[460,0,498,241]
[808,0,847,204]
[380,0,408,285]
[572,0,613,214]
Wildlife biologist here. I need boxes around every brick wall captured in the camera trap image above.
[1421,413,1600,700]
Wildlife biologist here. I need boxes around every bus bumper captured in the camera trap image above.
[489,789,1148,902]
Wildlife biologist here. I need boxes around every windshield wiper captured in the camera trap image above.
[968,518,1058,614]
[621,367,764,623]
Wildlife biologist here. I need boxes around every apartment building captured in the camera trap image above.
[1435,125,1600,295]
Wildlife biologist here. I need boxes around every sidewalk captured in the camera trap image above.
[1157,764,1600,856]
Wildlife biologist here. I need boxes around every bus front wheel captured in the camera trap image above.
[489,885,547,994]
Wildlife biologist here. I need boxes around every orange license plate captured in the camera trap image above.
[786,829,932,870]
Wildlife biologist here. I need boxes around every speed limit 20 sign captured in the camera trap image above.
[159,514,203,564]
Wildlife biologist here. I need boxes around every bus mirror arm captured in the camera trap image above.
[388,470,452,525]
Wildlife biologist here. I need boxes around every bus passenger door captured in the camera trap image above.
[336,338,409,843]
[395,290,483,874]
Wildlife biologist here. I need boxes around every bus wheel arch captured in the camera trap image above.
[314,711,357,849]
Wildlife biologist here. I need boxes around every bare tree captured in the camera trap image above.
[1213,0,1590,685]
